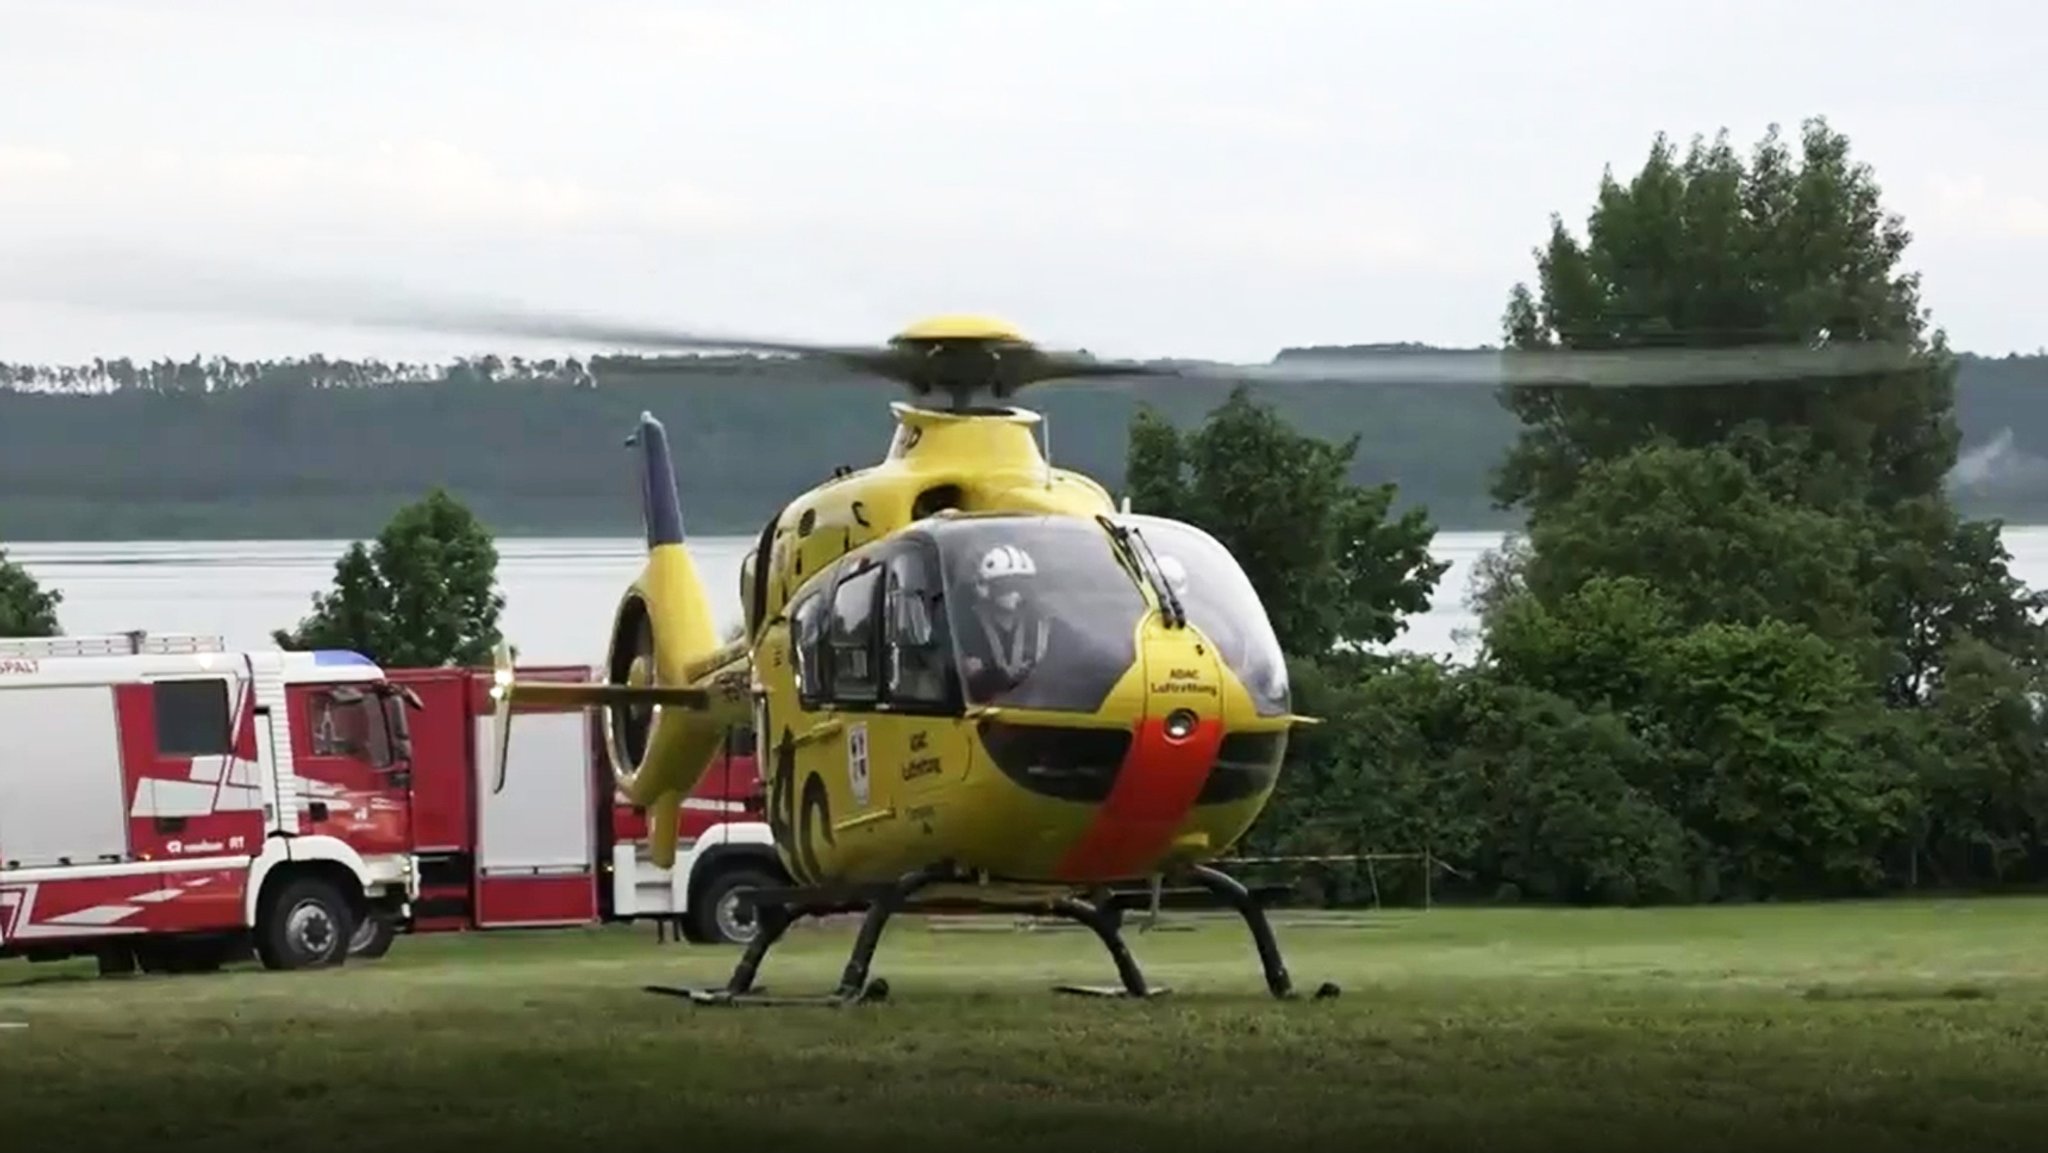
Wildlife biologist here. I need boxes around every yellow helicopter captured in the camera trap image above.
[465,312,1920,1007]
[0,253,1922,1005]
[478,313,1340,1005]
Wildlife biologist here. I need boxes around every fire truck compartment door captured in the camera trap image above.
[471,709,596,927]
[0,687,131,871]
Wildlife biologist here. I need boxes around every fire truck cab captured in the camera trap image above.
[0,631,420,975]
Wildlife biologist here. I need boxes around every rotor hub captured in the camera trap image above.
[868,315,1047,410]
[890,314,1030,344]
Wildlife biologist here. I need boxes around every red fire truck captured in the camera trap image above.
[363,663,781,956]
[0,632,784,977]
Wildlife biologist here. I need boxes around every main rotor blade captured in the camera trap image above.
[0,244,884,360]
[1090,341,1929,388]
[0,240,1928,390]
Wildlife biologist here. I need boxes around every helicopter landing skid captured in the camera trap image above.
[645,865,949,1009]
[1183,863,1341,1002]
[643,980,891,1008]
[644,862,1337,1005]
[1052,983,1172,999]
[1044,895,1170,998]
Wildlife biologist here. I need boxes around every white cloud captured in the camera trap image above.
[0,140,751,235]
[0,146,72,186]
[0,1,2044,361]
[1927,175,2048,242]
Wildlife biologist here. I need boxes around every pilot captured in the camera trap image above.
[960,543,1054,700]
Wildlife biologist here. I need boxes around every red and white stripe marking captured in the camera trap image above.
[0,874,219,942]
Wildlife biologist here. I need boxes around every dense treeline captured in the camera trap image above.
[3,342,2047,540]
[1157,121,2048,906]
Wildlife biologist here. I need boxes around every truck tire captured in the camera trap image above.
[95,946,137,977]
[349,912,397,960]
[254,875,356,971]
[691,864,780,947]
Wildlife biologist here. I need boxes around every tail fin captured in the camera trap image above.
[610,412,742,867]
[487,412,748,870]
[629,410,686,549]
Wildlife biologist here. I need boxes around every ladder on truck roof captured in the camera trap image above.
[0,631,227,658]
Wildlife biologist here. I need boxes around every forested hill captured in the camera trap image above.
[3,347,2047,540]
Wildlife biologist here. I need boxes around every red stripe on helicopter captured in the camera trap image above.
[1051,714,1222,882]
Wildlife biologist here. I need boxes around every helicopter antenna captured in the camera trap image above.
[1043,411,1054,490]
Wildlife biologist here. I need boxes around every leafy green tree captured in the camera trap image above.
[1466,117,2048,897]
[1252,641,1699,907]
[1479,575,1916,899]
[274,488,506,667]
[1241,652,1487,903]
[1908,636,2048,884]
[1486,117,2048,708]
[1124,385,1448,658]
[1447,678,1690,906]
[1493,118,1949,516]
[1497,445,1886,677]
[0,547,61,638]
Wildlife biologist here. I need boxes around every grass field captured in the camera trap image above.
[5,898,2048,1152]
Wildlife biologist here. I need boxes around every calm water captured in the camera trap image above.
[13,527,2048,666]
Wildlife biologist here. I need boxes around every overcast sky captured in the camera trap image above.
[1,0,2042,367]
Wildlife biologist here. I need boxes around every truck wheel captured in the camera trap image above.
[349,913,397,960]
[691,865,780,947]
[255,876,356,971]
[95,947,137,977]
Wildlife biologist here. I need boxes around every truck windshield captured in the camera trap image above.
[1114,514,1291,717]
[932,515,1148,713]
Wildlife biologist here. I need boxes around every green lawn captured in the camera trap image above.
[5,899,2048,1152]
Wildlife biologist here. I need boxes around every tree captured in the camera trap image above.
[1482,577,1912,898]
[0,547,61,638]
[1493,119,1950,518]
[1486,118,2048,702]
[1468,116,2048,896]
[274,488,506,667]
[1124,385,1448,659]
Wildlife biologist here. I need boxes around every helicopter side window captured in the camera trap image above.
[880,544,953,713]
[826,562,883,706]
[791,587,830,710]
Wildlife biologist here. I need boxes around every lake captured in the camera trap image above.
[12,527,2048,666]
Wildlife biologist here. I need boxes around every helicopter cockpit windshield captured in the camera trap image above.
[928,516,1149,713]
[1110,514,1291,717]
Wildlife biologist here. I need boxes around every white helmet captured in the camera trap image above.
[977,544,1037,582]
[976,544,1036,611]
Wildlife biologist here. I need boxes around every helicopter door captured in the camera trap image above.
[877,541,961,801]
[819,555,882,752]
